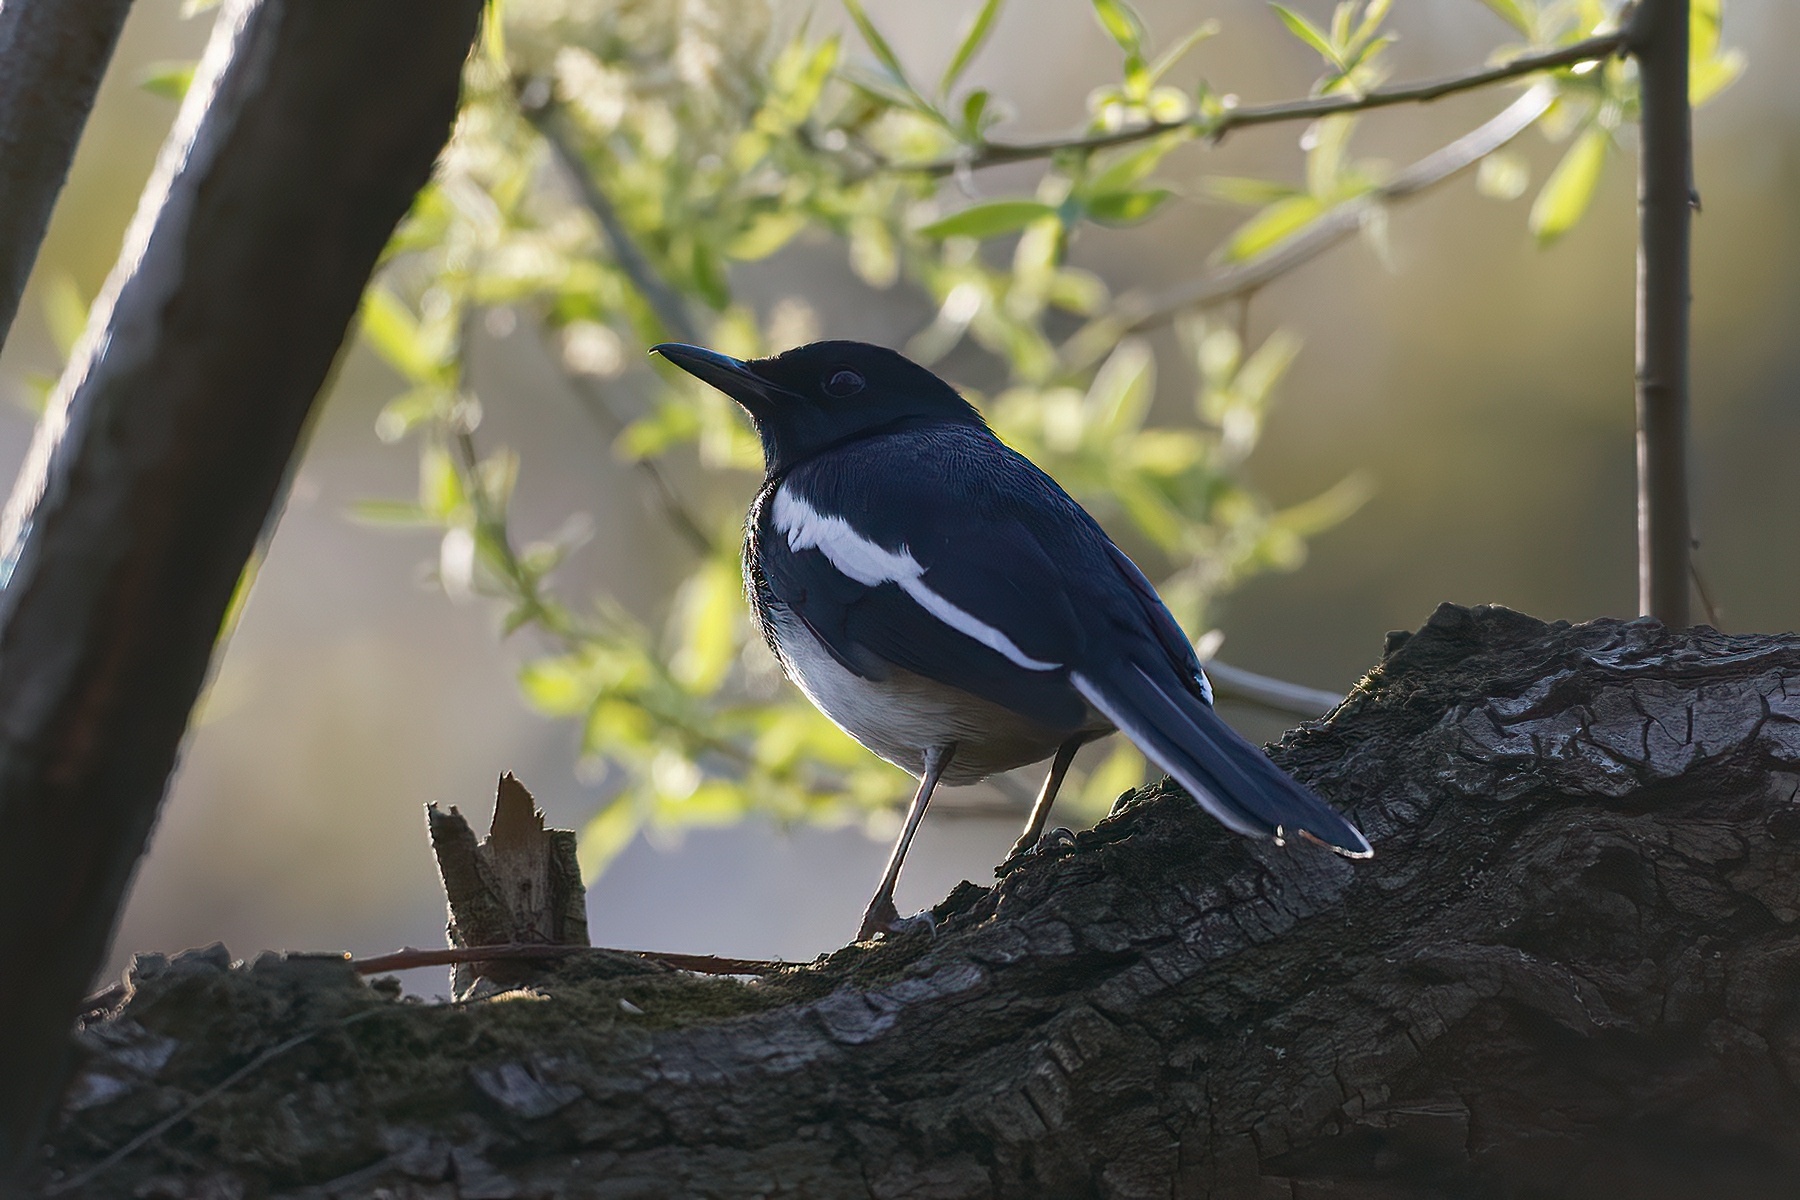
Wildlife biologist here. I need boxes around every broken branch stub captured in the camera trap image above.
[427,773,588,996]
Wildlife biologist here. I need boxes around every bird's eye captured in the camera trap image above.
[823,369,865,398]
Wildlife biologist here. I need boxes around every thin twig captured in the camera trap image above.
[1057,83,1554,368]
[517,89,703,344]
[351,942,797,977]
[1203,660,1343,716]
[42,1008,389,1195]
[548,348,720,557]
[1628,0,1692,624]
[911,31,1625,176]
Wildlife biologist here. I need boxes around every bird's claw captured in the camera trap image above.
[857,898,937,942]
[995,826,1077,876]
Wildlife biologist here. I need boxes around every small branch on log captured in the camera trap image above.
[351,943,797,979]
[428,774,590,998]
[0,0,134,350]
[0,0,485,1179]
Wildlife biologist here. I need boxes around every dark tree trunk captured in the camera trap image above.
[0,0,134,351]
[40,605,1800,1199]
[0,0,484,1180]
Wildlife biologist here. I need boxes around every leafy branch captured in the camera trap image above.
[908,30,1627,176]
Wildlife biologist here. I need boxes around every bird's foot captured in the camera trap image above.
[995,826,1077,877]
[857,897,937,942]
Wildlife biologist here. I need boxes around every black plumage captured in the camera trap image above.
[653,339,1370,938]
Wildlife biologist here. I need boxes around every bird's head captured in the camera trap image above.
[651,340,986,475]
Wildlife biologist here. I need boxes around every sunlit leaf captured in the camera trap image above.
[1087,131,1191,196]
[1145,20,1219,86]
[1203,176,1303,206]
[360,288,442,385]
[1270,4,1343,68]
[578,798,641,880]
[1476,151,1529,201]
[1689,0,1744,108]
[140,61,196,102]
[939,0,1005,97]
[1529,124,1610,245]
[1091,0,1147,55]
[1476,0,1530,34]
[1220,194,1324,261]
[41,274,89,358]
[842,0,916,93]
[1085,187,1174,225]
[918,199,1059,240]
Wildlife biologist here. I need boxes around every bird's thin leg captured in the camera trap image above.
[1007,737,1083,860]
[858,743,955,941]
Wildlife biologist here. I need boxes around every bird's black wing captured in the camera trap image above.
[765,424,1370,856]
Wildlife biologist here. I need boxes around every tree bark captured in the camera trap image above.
[38,605,1800,1198]
[0,0,135,352]
[0,0,484,1182]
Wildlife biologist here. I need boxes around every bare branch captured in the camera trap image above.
[1628,0,1692,625]
[0,0,134,351]
[350,943,796,978]
[1204,660,1343,716]
[912,32,1624,176]
[517,90,704,345]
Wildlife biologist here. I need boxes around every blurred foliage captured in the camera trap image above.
[312,0,1738,876]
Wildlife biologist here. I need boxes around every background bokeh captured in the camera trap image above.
[1,0,1794,989]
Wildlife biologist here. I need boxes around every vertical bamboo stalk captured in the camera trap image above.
[1631,0,1692,626]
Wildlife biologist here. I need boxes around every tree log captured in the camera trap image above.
[0,0,484,1180]
[39,605,1800,1198]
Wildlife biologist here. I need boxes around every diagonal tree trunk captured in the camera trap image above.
[0,0,485,1182]
[40,605,1800,1198]
[0,0,135,352]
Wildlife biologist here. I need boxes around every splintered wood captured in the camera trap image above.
[427,773,588,997]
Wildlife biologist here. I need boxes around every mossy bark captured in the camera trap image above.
[41,605,1800,1198]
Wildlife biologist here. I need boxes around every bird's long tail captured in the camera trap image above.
[1072,657,1372,858]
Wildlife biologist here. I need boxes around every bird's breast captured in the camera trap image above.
[761,602,1093,784]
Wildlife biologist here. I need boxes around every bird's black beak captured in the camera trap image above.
[651,343,787,412]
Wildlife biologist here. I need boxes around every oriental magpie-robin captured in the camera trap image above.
[652,340,1371,939]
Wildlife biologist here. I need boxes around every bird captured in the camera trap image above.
[651,339,1371,940]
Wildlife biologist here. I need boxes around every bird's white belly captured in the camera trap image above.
[767,608,1087,784]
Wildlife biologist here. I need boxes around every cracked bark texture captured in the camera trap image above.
[42,605,1800,1198]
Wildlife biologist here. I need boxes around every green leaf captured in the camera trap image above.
[1091,0,1147,55]
[1270,4,1343,68]
[1085,187,1174,225]
[938,0,1005,98]
[1476,0,1530,34]
[842,0,914,91]
[140,61,196,102]
[359,288,441,385]
[578,798,641,880]
[1529,124,1610,245]
[1689,0,1744,108]
[40,273,89,358]
[1476,151,1529,201]
[961,88,994,138]
[1146,20,1219,86]
[1221,194,1324,261]
[1203,175,1304,206]
[1087,130,1190,196]
[918,199,1059,240]
[726,210,807,261]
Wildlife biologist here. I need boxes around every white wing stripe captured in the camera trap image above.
[773,483,1059,672]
